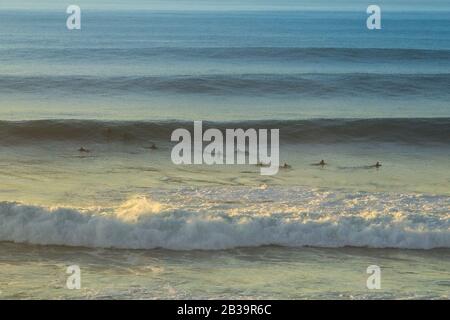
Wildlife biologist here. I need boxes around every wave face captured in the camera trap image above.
[0,118,449,145]
[2,73,450,97]
[3,47,450,62]
[0,187,449,250]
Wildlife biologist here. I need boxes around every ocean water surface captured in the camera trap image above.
[0,9,449,299]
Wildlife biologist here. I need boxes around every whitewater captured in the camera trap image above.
[1,187,448,250]
[0,8,449,299]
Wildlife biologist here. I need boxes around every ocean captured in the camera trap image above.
[0,9,449,299]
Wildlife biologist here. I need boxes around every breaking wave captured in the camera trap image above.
[0,188,448,250]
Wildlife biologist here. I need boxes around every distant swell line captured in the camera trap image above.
[0,118,449,145]
[2,47,450,61]
[1,73,450,97]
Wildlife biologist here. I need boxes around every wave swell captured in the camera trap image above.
[0,118,449,145]
[2,73,450,97]
[3,47,450,62]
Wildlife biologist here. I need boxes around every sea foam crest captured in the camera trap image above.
[0,188,448,250]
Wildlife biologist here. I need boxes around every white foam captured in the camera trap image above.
[0,187,448,250]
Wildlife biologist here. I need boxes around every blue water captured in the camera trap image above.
[0,10,449,120]
[1,8,450,300]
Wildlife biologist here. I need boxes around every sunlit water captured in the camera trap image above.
[1,243,449,299]
[0,9,449,299]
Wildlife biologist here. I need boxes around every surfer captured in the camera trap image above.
[256,161,270,167]
[144,143,158,150]
[280,162,291,169]
[78,147,90,153]
[371,161,382,168]
[312,160,326,166]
